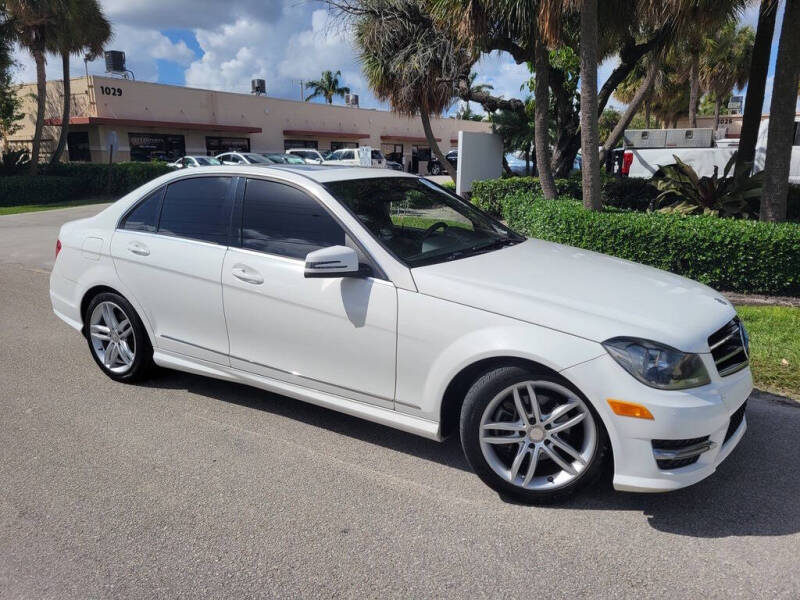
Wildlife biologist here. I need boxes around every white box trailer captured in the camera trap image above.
[621,120,800,184]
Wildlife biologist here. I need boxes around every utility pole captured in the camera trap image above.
[291,79,305,101]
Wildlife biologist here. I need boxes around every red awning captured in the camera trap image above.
[380,135,441,143]
[44,116,262,134]
[283,129,369,139]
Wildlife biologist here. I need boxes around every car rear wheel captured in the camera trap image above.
[460,366,609,503]
[85,292,154,382]
[429,162,442,175]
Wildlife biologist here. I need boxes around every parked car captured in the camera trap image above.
[216,152,272,165]
[168,156,222,169]
[261,153,306,165]
[324,148,386,168]
[286,148,327,164]
[427,149,458,175]
[385,160,404,171]
[505,152,535,177]
[50,165,751,503]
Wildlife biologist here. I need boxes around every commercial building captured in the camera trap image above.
[7,75,490,172]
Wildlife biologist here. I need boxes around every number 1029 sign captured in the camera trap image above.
[99,85,123,97]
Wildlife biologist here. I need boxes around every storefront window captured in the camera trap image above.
[330,141,359,151]
[129,133,185,162]
[67,131,91,162]
[284,139,318,150]
[206,136,251,155]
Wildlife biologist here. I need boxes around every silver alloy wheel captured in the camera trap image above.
[89,301,136,374]
[479,380,597,491]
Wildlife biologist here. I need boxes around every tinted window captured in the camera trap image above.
[121,188,163,232]
[242,179,345,259]
[158,177,233,244]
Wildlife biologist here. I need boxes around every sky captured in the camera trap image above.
[9,0,790,116]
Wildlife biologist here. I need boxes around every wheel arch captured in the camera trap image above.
[79,284,155,347]
[438,355,613,446]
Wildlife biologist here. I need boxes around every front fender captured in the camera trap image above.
[395,290,604,422]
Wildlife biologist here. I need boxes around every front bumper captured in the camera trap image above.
[561,353,752,493]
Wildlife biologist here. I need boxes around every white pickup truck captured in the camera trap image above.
[621,119,800,184]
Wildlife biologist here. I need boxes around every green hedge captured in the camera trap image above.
[0,162,172,207]
[493,192,800,295]
[473,175,800,220]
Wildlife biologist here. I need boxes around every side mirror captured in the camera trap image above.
[304,245,366,278]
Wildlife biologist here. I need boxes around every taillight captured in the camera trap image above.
[621,151,633,176]
[55,239,62,259]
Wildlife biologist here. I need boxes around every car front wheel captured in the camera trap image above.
[460,366,609,503]
[429,162,442,175]
[85,292,154,382]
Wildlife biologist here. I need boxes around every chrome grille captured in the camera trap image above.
[708,318,748,377]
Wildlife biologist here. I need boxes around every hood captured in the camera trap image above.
[411,239,735,353]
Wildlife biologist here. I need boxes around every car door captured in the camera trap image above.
[221,177,397,407]
[111,175,235,364]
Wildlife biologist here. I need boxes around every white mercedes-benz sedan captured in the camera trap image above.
[49,165,752,502]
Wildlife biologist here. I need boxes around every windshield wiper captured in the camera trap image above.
[438,238,520,263]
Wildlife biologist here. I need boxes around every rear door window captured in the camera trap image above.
[241,178,345,259]
[157,177,234,244]
[120,188,164,233]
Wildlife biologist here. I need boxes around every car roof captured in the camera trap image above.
[160,164,417,184]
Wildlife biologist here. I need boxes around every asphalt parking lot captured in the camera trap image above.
[2,205,799,599]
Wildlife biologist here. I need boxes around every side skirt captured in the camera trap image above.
[152,349,442,441]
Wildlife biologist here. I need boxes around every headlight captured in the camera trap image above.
[603,337,711,390]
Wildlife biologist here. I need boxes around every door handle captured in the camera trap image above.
[127,241,150,256]
[231,264,264,285]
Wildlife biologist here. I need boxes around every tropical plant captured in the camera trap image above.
[490,99,535,173]
[0,6,22,143]
[5,0,61,173]
[761,0,800,222]
[454,102,484,121]
[652,153,762,218]
[698,21,754,130]
[304,70,351,104]
[49,0,111,165]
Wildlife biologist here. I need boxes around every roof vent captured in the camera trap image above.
[345,93,359,107]
[251,79,266,96]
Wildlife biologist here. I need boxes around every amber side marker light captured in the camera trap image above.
[607,399,654,420]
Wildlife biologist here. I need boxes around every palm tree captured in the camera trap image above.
[6,0,60,174]
[699,22,754,131]
[464,71,493,96]
[304,70,350,104]
[578,0,601,211]
[0,6,23,145]
[761,0,800,222]
[735,0,778,176]
[49,0,111,165]
[533,36,557,199]
[335,0,470,181]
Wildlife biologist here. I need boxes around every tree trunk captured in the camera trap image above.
[736,0,778,176]
[761,0,800,222]
[599,58,659,163]
[645,101,651,128]
[419,109,456,181]
[534,37,557,199]
[30,47,47,175]
[580,0,601,211]
[713,96,721,131]
[50,52,71,166]
[688,52,700,128]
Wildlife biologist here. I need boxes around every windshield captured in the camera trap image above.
[324,177,523,268]
[244,153,271,163]
[284,154,306,164]
[196,157,220,166]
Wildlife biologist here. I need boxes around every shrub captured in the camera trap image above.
[0,176,85,206]
[0,162,172,207]
[495,193,800,295]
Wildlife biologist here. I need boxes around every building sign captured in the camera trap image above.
[129,133,185,162]
[206,136,250,155]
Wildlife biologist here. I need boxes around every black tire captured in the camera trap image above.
[429,162,442,175]
[460,366,609,504]
[84,291,154,383]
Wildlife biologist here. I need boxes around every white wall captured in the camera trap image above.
[456,131,504,196]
